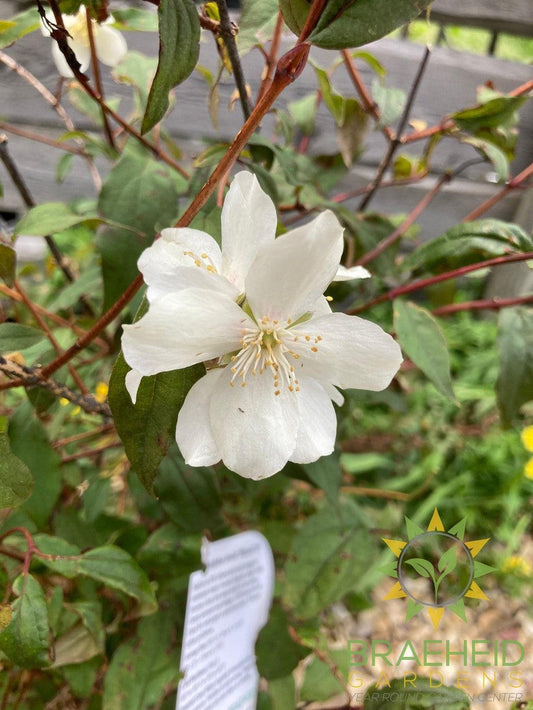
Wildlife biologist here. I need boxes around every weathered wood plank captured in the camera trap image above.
[431,0,533,37]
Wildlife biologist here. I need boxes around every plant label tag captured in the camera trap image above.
[176,530,275,710]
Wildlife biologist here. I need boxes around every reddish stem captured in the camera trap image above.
[464,162,533,222]
[39,44,311,380]
[355,173,450,267]
[432,295,533,316]
[351,251,533,314]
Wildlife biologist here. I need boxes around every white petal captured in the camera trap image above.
[52,38,90,77]
[176,370,221,466]
[125,369,143,405]
[138,229,236,302]
[209,367,299,479]
[245,210,344,322]
[291,378,337,464]
[291,312,403,391]
[93,24,127,67]
[122,289,251,376]
[333,265,371,282]
[221,171,277,292]
[322,382,344,406]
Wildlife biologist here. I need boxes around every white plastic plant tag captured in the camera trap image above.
[176,530,275,710]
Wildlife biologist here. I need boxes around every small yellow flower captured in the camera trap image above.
[521,425,533,453]
[502,555,532,577]
[524,458,533,481]
[95,382,109,403]
[60,397,69,406]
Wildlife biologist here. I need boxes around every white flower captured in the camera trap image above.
[42,7,127,78]
[121,172,402,479]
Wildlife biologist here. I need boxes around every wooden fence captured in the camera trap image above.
[0,0,532,249]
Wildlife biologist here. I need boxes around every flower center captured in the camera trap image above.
[68,10,91,46]
[229,316,322,395]
[181,249,217,274]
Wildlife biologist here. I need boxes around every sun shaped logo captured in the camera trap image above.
[382,508,496,630]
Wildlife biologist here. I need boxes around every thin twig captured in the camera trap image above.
[341,49,394,141]
[355,172,450,267]
[52,422,115,448]
[85,8,117,150]
[61,440,121,464]
[0,121,87,155]
[401,78,533,145]
[14,279,88,394]
[350,251,533,314]
[432,295,533,316]
[358,46,432,211]
[297,0,329,43]
[215,0,251,120]
[355,159,485,266]
[0,283,108,348]
[0,355,111,416]
[256,11,284,102]
[0,136,80,283]
[39,44,312,380]
[463,162,533,222]
[0,135,98,319]
[0,49,101,190]
[43,0,188,179]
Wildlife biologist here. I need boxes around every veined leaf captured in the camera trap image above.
[394,300,457,403]
[280,0,432,50]
[141,0,200,133]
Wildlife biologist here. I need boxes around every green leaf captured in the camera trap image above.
[437,546,457,576]
[154,446,224,533]
[141,0,200,133]
[0,574,51,668]
[109,348,204,493]
[404,220,533,273]
[371,79,406,127]
[56,153,73,183]
[340,452,393,475]
[0,323,46,352]
[404,557,435,579]
[300,650,350,702]
[453,96,527,133]
[280,0,432,50]
[111,8,159,32]
[8,404,62,527]
[0,434,33,508]
[0,243,16,287]
[35,536,157,613]
[288,93,317,136]
[103,612,180,710]
[336,98,370,167]
[0,9,40,49]
[267,676,296,710]
[461,137,509,182]
[14,202,100,237]
[363,677,470,709]
[282,500,375,619]
[299,453,343,506]
[312,64,344,124]
[79,547,157,612]
[98,146,180,310]
[497,307,533,426]
[393,300,457,403]
[113,51,158,110]
[256,606,309,680]
[238,0,279,55]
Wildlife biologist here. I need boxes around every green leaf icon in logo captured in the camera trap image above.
[404,558,436,581]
